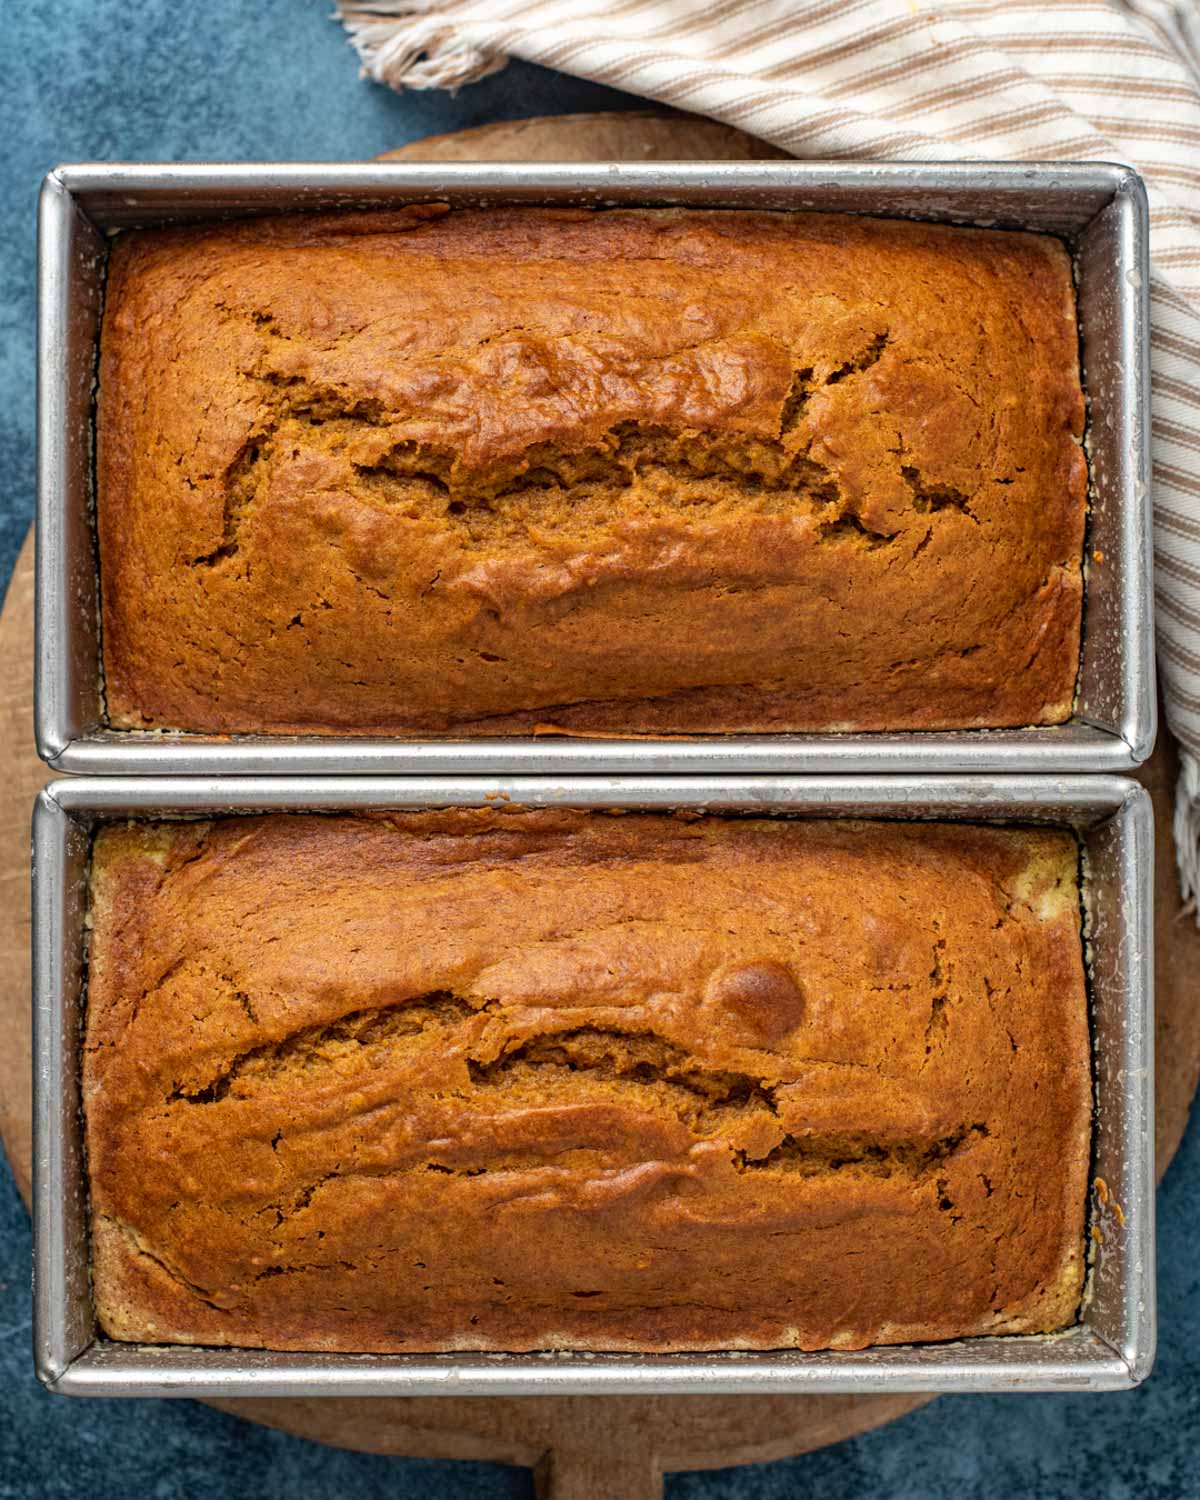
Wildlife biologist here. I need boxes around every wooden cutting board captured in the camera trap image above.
[1,110,1196,1499]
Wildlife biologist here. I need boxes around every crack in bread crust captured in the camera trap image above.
[190,334,899,565]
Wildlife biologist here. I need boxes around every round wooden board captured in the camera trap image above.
[2,111,1198,1497]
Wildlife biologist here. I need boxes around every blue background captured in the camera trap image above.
[1,2,1197,1495]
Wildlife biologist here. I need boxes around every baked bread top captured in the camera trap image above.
[85,811,1091,1353]
[97,207,1087,734]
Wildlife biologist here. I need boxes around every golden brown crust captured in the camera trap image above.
[97,207,1086,735]
[84,811,1091,1354]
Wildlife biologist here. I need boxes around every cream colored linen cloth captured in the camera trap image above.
[339,0,1200,900]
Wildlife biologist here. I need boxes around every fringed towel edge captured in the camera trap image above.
[1175,750,1200,924]
[335,1,508,92]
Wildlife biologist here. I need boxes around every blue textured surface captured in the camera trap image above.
[1,3,1197,1495]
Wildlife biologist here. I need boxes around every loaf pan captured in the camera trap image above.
[32,774,1154,1396]
[36,161,1153,775]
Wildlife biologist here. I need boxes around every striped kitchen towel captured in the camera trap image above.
[338,0,1200,904]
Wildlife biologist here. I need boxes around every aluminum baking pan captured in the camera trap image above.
[32,774,1154,1397]
[35,161,1153,775]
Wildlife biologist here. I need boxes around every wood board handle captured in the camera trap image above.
[536,1448,662,1500]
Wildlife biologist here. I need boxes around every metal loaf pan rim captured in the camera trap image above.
[32,773,1155,1396]
[35,160,1154,775]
